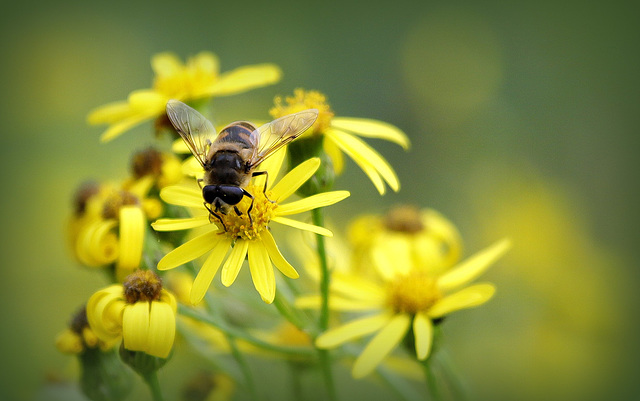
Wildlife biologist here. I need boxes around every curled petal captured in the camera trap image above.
[147,301,176,358]
[117,206,145,278]
[122,302,150,352]
[331,117,410,149]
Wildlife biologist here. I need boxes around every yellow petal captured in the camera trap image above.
[220,239,249,286]
[151,52,183,77]
[190,238,232,304]
[99,112,155,143]
[76,219,119,266]
[271,217,333,237]
[253,146,286,189]
[87,101,132,124]
[122,302,150,352]
[413,312,433,360]
[260,230,298,279]
[296,295,381,311]
[428,283,496,318]
[152,215,210,232]
[326,129,400,193]
[331,117,410,149]
[191,51,219,75]
[330,272,386,303]
[204,64,282,97]
[55,329,83,354]
[157,229,221,270]
[438,238,511,291]
[128,89,168,111]
[147,301,176,358]
[248,240,276,303]
[269,158,320,201]
[325,135,386,194]
[352,314,411,379]
[315,313,391,348]
[276,191,350,216]
[160,184,203,208]
[371,237,412,281]
[117,206,145,276]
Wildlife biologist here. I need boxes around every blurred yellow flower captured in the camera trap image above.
[298,238,510,378]
[349,205,463,277]
[88,51,282,142]
[152,157,350,304]
[87,270,177,358]
[55,306,117,354]
[270,89,410,194]
[69,180,151,281]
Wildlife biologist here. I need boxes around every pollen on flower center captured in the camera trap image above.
[123,270,163,303]
[214,184,277,241]
[386,272,441,315]
[270,88,334,134]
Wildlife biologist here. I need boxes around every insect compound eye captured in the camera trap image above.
[202,185,219,204]
[219,185,245,206]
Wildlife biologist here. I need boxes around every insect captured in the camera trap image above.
[165,99,319,230]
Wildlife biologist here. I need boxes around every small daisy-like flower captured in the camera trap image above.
[88,51,282,142]
[270,89,410,195]
[298,238,510,378]
[152,157,350,304]
[348,205,463,277]
[87,270,177,358]
[69,180,150,281]
[55,306,117,354]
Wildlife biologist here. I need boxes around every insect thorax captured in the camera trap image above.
[205,150,251,187]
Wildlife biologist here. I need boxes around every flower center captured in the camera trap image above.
[270,88,334,134]
[153,58,217,98]
[386,272,441,315]
[123,270,163,303]
[131,147,163,179]
[383,204,425,234]
[215,184,277,241]
[102,190,139,220]
[73,181,101,216]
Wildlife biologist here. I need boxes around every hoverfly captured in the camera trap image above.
[165,99,318,230]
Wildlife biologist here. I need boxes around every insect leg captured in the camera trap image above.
[204,202,227,231]
[240,188,255,227]
[197,178,204,190]
[251,170,275,203]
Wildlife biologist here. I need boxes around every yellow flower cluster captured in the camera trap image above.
[56,49,509,401]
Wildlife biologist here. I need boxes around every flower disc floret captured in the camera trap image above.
[387,272,441,315]
[215,184,277,241]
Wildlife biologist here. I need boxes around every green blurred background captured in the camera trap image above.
[1,0,638,400]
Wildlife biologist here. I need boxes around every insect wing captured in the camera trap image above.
[166,99,218,167]
[248,108,319,169]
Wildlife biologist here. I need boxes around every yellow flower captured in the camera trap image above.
[348,205,463,277]
[55,306,117,354]
[270,89,410,194]
[298,238,510,378]
[88,51,282,142]
[152,156,350,304]
[87,270,177,358]
[69,180,149,281]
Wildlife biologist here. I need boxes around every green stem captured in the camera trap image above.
[273,291,312,333]
[311,207,337,401]
[288,362,305,401]
[142,371,164,401]
[422,357,442,401]
[439,349,468,401]
[228,337,260,401]
[178,305,315,357]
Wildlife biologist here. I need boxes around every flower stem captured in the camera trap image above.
[142,371,164,401]
[311,207,337,401]
[228,337,260,401]
[422,357,442,401]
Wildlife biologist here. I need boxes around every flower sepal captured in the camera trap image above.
[287,134,335,196]
[119,343,171,378]
[79,347,133,401]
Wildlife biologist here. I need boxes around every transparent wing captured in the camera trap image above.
[165,99,217,167]
[248,108,319,169]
